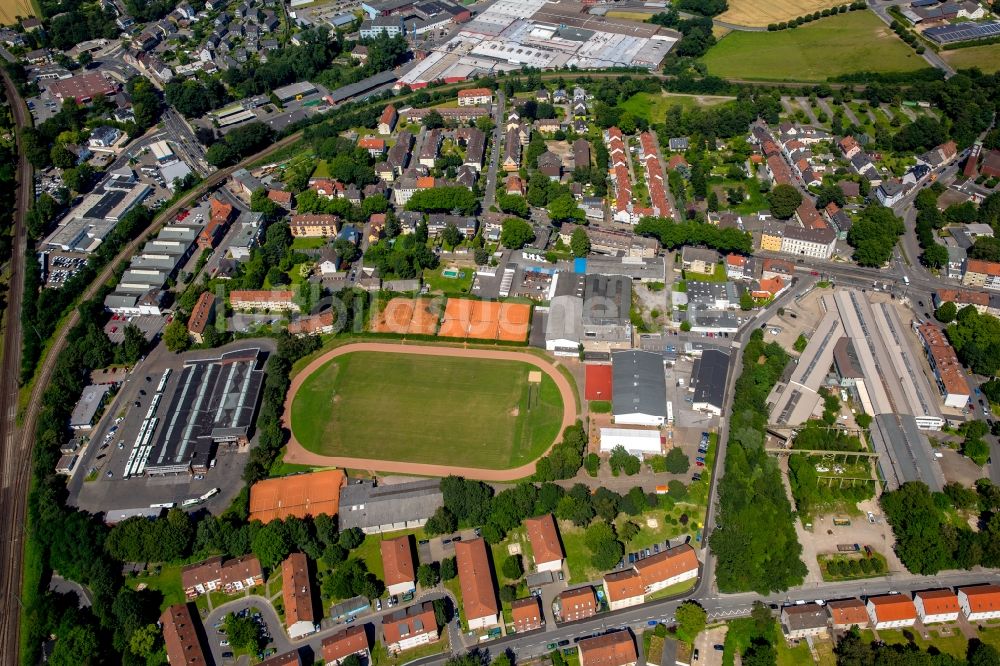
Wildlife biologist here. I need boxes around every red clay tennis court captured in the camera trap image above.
[585,364,613,401]
[497,302,531,342]
[439,299,530,341]
[372,298,439,335]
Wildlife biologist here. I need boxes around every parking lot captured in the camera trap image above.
[67,341,275,516]
[42,251,88,288]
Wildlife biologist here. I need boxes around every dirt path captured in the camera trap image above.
[281,342,579,481]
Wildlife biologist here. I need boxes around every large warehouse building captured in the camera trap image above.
[611,350,667,426]
[397,0,678,88]
[135,348,266,476]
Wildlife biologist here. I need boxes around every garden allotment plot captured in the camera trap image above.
[290,350,564,469]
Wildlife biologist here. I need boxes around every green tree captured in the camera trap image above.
[225,612,264,654]
[664,448,689,473]
[570,227,591,258]
[767,184,802,219]
[497,194,529,218]
[119,324,147,364]
[608,445,641,475]
[502,555,523,580]
[584,521,623,569]
[675,601,707,642]
[500,218,535,249]
[163,319,191,352]
[440,557,458,581]
[128,624,160,657]
[49,625,100,666]
[418,563,439,588]
[251,521,291,570]
[547,196,584,224]
[441,223,463,249]
[935,301,957,323]
[426,507,458,536]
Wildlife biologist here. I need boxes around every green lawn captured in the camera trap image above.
[944,44,1000,74]
[292,237,327,250]
[423,267,474,295]
[701,11,928,81]
[312,160,331,179]
[860,627,968,660]
[127,564,185,611]
[620,91,734,122]
[291,351,564,469]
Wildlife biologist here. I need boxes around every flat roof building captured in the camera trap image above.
[142,348,265,476]
[691,349,729,416]
[612,350,666,426]
[69,384,112,430]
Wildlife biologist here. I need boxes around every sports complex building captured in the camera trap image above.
[397,0,678,88]
[126,348,266,476]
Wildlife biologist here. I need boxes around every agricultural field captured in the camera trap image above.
[701,11,928,81]
[718,0,844,27]
[290,351,564,469]
[620,91,735,122]
[942,43,1000,74]
[0,0,36,24]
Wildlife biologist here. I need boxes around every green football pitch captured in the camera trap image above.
[290,351,565,469]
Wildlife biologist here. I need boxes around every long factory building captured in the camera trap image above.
[767,289,945,491]
[124,348,266,477]
[397,0,678,88]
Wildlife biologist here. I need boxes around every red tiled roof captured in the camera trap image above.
[458,87,492,98]
[868,594,917,622]
[916,589,960,616]
[382,602,437,645]
[579,631,637,666]
[381,536,416,587]
[633,544,698,589]
[511,596,542,632]
[936,289,989,307]
[322,625,369,663]
[602,570,643,602]
[960,584,1000,613]
[282,552,315,627]
[455,539,499,621]
[187,291,216,336]
[230,290,295,304]
[965,258,1000,277]
[161,604,208,666]
[525,514,563,566]
[827,598,869,626]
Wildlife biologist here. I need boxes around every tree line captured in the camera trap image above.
[710,330,807,593]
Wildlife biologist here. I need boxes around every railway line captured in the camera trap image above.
[0,66,34,665]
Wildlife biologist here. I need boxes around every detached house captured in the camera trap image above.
[525,514,564,572]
